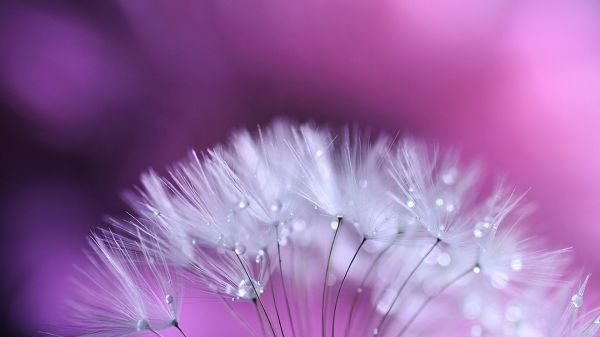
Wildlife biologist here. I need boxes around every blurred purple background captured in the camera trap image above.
[1,1,600,336]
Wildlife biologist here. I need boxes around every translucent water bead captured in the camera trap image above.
[237,279,264,300]
[234,243,246,255]
[473,218,493,238]
[136,319,151,332]
[571,293,583,308]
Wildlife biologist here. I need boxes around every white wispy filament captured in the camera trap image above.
[60,120,599,337]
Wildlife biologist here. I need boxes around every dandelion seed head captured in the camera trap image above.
[60,120,600,337]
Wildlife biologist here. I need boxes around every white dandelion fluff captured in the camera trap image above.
[60,120,599,337]
[62,229,183,337]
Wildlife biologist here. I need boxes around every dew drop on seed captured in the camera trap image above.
[293,220,307,232]
[406,200,415,208]
[571,294,583,308]
[435,198,444,206]
[510,258,523,271]
[165,294,174,304]
[270,200,282,212]
[234,243,246,255]
[330,220,339,230]
[255,249,265,263]
[442,169,457,185]
[473,266,481,274]
[473,219,492,238]
[136,319,150,332]
[237,279,263,300]
[238,199,249,209]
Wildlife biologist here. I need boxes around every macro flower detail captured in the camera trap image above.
[59,120,599,337]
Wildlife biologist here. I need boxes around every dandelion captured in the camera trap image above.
[61,229,183,337]
[60,120,599,337]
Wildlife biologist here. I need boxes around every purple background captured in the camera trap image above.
[1,1,600,336]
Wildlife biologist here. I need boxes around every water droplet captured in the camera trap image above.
[165,294,174,304]
[445,204,455,212]
[153,209,161,216]
[473,219,492,238]
[315,149,324,158]
[255,249,265,263]
[357,287,363,293]
[270,200,282,212]
[571,293,583,308]
[293,220,307,232]
[594,315,600,324]
[472,265,481,274]
[435,198,444,206]
[238,199,249,209]
[191,238,197,245]
[330,220,340,230]
[406,200,415,208]
[136,319,151,332]
[442,169,457,185]
[373,328,379,335]
[510,257,523,271]
[234,243,246,255]
[237,279,263,300]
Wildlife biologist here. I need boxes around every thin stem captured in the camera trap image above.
[322,216,344,337]
[266,252,286,337]
[254,299,269,337]
[173,321,189,337]
[395,265,474,337]
[331,237,366,337]
[219,296,259,337]
[374,238,440,335]
[236,254,278,337]
[278,241,298,337]
[343,241,395,337]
